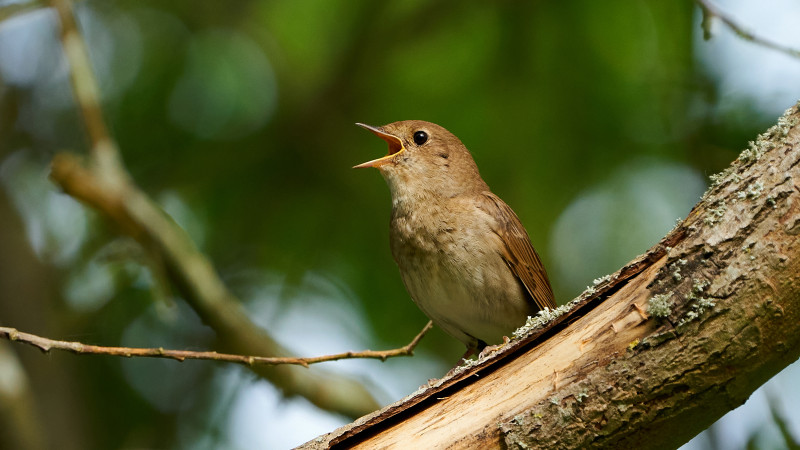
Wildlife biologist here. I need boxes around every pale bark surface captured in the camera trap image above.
[299,103,800,449]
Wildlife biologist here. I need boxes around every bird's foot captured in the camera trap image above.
[477,336,511,359]
[440,346,479,378]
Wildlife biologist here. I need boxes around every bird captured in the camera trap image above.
[355,120,555,360]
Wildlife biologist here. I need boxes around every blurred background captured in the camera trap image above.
[1,0,799,448]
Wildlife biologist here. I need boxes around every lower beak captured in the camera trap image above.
[354,123,405,169]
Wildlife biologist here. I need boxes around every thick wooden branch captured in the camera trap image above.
[299,103,800,449]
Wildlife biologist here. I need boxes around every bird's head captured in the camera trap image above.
[355,120,487,200]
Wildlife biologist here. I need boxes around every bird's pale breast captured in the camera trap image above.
[390,195,533,348]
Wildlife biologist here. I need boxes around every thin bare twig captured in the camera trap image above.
[695,0,800,59]
[0,321,433,368]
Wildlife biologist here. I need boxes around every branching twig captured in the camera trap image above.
[43,0,384,419]
[695,0,800,59]
[0,321,433,368]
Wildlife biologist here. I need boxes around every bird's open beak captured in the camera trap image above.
[354,123,405,169]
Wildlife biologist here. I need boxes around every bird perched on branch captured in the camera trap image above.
[355,120,555,360]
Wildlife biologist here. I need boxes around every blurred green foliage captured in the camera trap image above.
[0,0,797,448]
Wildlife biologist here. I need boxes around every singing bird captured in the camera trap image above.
[355,120,555,359]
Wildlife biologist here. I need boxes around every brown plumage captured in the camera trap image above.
[355,120,555,357]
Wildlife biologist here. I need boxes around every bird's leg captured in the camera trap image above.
[441,345,479,378]
[443,337,511,378]
[460,345,478,362]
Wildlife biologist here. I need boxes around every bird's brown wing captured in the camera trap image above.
[478,192,556,311]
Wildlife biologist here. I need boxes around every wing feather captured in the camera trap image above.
[478,192,556,311]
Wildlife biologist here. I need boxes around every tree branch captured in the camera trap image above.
[695,0,800,59]
[50,0,125,176]
[299,104,800,448]
[45,0,381,419]
[0,321,433,368]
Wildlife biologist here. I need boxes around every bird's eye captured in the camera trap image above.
[413,131,428,146]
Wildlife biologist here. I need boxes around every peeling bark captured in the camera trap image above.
[299,103,800,449]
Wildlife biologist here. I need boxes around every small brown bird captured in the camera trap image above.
[355,120,555,359]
